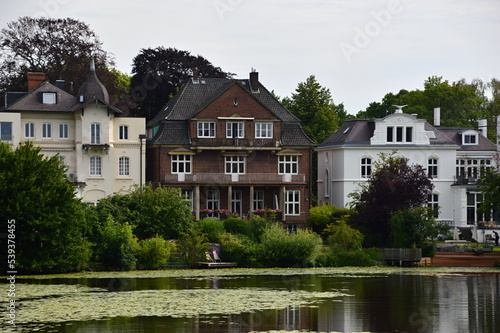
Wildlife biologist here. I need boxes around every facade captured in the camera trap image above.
[316,108,499,241]
[0,62,146,203]
[147,70,315,229]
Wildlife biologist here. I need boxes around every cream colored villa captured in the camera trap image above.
[0,61,146,203]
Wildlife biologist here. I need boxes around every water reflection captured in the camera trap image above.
[21,272,500,333]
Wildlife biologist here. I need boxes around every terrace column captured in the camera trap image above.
[249,185,254,217]
[195,185,200,221]
[228,185,232,212]
[281,186,286,222]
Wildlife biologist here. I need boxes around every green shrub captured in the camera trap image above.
[259,224,323,267]
[223,218,253,238]
[177,228,211,268]
[248,216,270,242]
[308,204,352,236]
[196,218,225,243]
[134,236,175,270]
[314,250,375,267]
[324,219,364,251]
[219,232,259,267]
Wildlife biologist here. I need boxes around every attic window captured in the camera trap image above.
[42,92,57,104]
[462,130,478,145]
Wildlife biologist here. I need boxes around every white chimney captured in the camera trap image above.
[478,119,487,137]
[434,107,440,127]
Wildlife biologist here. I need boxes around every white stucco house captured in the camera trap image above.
[0,61,146,203]
[316,107,500,242]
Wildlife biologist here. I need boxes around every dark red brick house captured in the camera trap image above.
[146,70,315,230]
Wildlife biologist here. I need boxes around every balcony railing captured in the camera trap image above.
[164,173,306,184]
[453,175,480,185]
[191,138,280,149]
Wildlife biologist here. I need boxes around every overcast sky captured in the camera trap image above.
[2,0,499,114]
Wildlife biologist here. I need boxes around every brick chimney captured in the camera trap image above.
[27,72,47,91]
[249,70,259,92]
[192,68,199,81]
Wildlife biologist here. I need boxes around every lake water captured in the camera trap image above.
[3,267,499,333]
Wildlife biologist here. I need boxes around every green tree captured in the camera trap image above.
[349,152,434,247]
[0,17,125,105]
[134,235,175,270]
[130,47,233,120]
[95,185,194,240]
[282,75,340,144]
[308,204,351,236]
[0,142,91,273]
[478,167,500,218]
[324,217,364,251]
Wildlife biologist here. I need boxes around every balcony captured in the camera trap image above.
[191,138,280,150]
[164,173,306,185]
[453,175,480,185]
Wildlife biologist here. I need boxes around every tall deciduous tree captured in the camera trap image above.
[130,47,232,120]
[282,75,341,144]
[0,17,125,105]
[478,167,500,219]
[0,142,91,273]
[349,152,434,247]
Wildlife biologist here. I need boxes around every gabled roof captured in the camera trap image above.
[149,77,299,126]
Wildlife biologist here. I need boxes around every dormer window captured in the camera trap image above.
[42,92,57,104]
[387,126,413,143]
[462,131,478,145]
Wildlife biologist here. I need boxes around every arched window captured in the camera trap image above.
[25,122,35,138]
[119,125,129,140]
[361,157,372,178]
[90,123,101,144]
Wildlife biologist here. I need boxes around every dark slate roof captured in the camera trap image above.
[77,60,109,104]
[150,121,191,145]
[149,77,298,126]
[2,81,77,112]
[438,127,497,151]
[318,118,458,148]
[281,123,316,146]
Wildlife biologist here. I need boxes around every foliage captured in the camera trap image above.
[281,75,341,144]
[95,185,193,240]
[196,218,225,243]
[308,204,352,236]
[0,142,91,273]
[130,47,232,120]
[92,216,136,271]
[223,218,253,239]
[134,236,175,270]
[0,17,125,105]
[177,228,211,268]
[324,218,364,251]
[314,250,376,267]
[259,224,323,267]
[349,152,434,247]
[389,208,447,249]
[248,216,271,242]
[219,232,259,267]
[478,167,500,216]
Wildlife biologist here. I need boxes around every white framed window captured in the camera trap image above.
[253,190,264,210]
[172,154,192,174]
[387,126,413,143]
[42,92,56,104]
[285,190,300,216]
[181,190,193,211]
[206,190,220,210]
[90,156,102,176]
[361,157,372,178]
[59,123,69,139]
[42,123,52,139]
[0,122,12,142]
[90,123,101,144]
[286,224,299,233]
[24,122,35,138]
[428,193,439,218]
[226,122,244,138]
[118,156,130,176]
[59,155,66,166]
[225,156,245,174]
[197,122,215,137]
[463,134,477,145]
[232,190,242,216]
[119,125,129,140]
[428,158,438,178]
[279,155,298,174]
[255,122,273,138]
